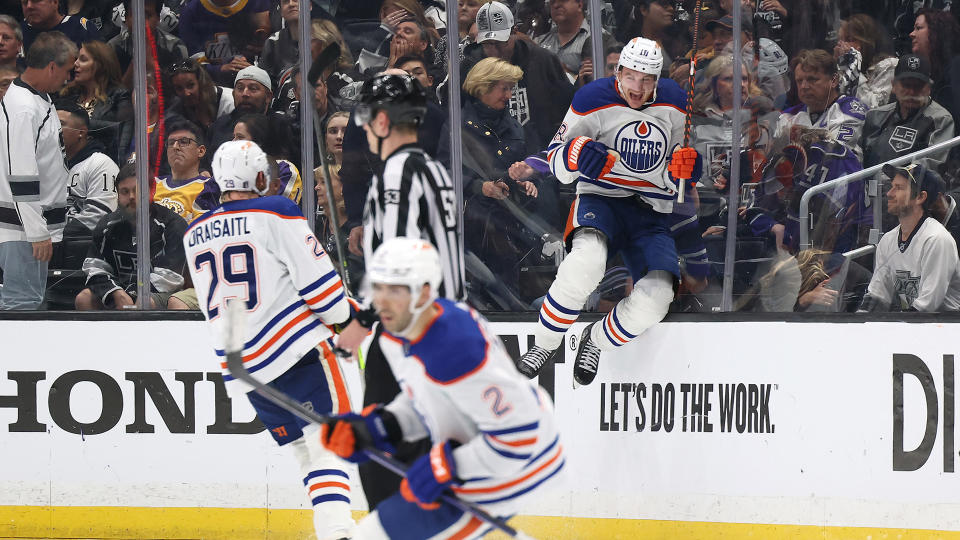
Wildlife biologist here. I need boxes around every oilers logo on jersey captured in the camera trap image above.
[616,120,667,174]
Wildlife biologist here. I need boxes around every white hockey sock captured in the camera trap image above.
[290,429,354,539]
[591,270,674,351]
[535,229,607,351]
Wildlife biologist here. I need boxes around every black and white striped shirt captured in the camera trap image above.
[362,144,464,300]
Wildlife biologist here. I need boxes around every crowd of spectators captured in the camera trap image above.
[1,0,960,313]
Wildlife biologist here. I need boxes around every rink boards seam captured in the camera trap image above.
[3,506,960,540]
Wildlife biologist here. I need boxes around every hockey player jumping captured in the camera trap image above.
[518,37,699,386]
[321,237,564,539]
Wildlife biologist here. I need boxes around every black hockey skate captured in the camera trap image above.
[517,345,557,378]
[573,323,601,386]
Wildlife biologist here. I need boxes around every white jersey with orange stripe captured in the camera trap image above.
[184,195,352,397]
[546,76,688,214]
[379,299,564,515]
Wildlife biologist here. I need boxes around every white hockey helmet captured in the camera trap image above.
[367,237,442,335]
[212,140,271,196]
[618,37,664,78]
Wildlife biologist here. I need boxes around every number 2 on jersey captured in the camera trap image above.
[483,385,513,417]
[193,243,260,318]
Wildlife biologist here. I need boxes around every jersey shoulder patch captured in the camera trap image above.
[651,78,687,110]
[836,95,867,120]
[411,299,488,384]
[570,76,626,115]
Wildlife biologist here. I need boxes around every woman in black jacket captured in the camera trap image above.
[442,57,540,296]
[60,40,133,164]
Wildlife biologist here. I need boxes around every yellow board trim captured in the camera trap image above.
[2,506,960,540]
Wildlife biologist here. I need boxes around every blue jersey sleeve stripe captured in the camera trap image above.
[469,459,565,505]
[482,421,539,436]
[483,435,532,460]
[311,291,346,314]
[214,299,306,355]
[300,269,339,296]
[233,319,323,377]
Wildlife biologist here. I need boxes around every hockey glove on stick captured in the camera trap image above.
[566,136,617,179]
[400,440,459,510]
[668,147,699,189]
[320,404,400,463]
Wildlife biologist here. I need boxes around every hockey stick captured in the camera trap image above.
[222,300,535,539]
[670,0,706,205]
[309,42,351,290]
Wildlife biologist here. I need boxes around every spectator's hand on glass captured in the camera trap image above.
[516,180,538,197]
[111,289,135,310]
[31,239,51,262]
[508,161,535,181]
[482,179,510,200]
[770,223,786,251]
[578,58,593,84]
[798,279,837,309]
[348,226,363,256]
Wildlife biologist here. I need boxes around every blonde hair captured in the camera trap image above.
[691,54,760,114]
[463,57,523,99]
[311,19,355,72]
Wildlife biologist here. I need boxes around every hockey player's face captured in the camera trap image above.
[794,65,835,113]
[617,67,657,108]
[372,283,416,334]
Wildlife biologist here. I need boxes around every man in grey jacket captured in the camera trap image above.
[861,54,955,172]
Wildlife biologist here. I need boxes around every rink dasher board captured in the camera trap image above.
[0,320,958,538]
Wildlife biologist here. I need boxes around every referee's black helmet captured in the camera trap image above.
[354,73,427,128]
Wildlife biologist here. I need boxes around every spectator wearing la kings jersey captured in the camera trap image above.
[56,101,118,237]
[462,1,574,151]
[20,0,101,51]
[861,54,955,174]
[76,162,186,310]
[861,164,960,313]
[0,31,77,310]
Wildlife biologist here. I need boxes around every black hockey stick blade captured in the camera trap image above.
[308,41,341,87]
[221,300,533,539]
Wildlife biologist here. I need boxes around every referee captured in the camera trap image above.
[337,71,465,508]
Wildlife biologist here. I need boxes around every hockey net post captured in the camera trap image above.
[222,299,534,539]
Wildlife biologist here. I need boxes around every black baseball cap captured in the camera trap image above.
[895,54,932,85]
[883,162,944,208]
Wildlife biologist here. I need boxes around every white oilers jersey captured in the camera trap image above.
[868,217,960,312]
[775,95,867,158]
[184,196,351,396]
[547,76,688,213]
[379,299,564,514]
